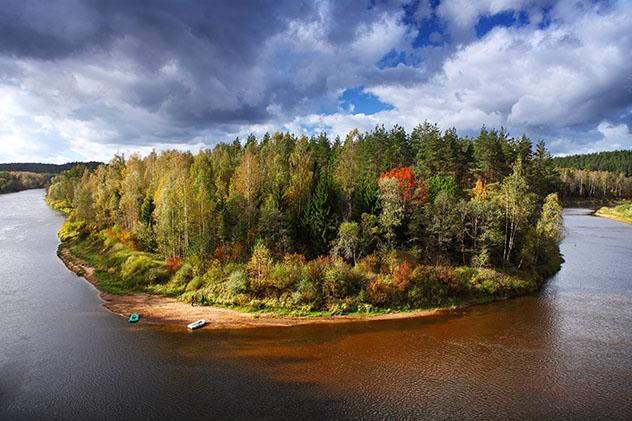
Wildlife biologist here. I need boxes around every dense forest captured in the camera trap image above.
[552,150,632,176]
[0,161,101,174]
[0,171,53,194]
[558,168,632,200]
[47,124,565,314]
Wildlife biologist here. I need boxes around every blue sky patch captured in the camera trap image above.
[338,86,394,115]
[378,49,408,69]
[475,10,530,38]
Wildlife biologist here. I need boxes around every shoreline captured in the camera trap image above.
[57,244,458,330]
[593,209,632,225]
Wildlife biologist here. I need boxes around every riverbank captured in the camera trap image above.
[594,201,632,225]
[58,244,453,329]
[0,171,52,194]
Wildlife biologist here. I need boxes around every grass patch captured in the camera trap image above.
[595,201,632,224]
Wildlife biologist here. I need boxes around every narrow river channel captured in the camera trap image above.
[1,189,631,419]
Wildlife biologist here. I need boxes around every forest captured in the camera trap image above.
[558,167,632,200]
[552,150,632,176]
[0,171,53,194]
[47,124,566,314]
[0,161,101,174]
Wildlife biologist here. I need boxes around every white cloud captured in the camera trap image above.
[550,121,632,156]
[289,0,632,154]
[595,122,632,151]
[0,0,631,162]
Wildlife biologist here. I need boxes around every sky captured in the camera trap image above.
[0,0,631,163]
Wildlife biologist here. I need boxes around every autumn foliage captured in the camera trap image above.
[378,166,427,205]
[166,255,184,273]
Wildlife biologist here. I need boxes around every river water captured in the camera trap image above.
[1,189,631,420]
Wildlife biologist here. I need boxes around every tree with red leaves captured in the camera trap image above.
[378,166,427,206]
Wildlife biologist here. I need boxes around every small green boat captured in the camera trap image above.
[129,313,140,323]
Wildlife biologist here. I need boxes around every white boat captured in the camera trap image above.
[187,319,206,330]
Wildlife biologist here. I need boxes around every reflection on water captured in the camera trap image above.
[1,192,631,419]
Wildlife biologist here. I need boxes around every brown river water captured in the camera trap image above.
[1,189,631,420]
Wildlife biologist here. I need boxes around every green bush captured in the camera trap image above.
[146,266,169,284]
[185,276,205,291]
[407,265,450,307]
[468,268,534,297]
[226,270,248,294]
[172,262,193,286]
[356,253,380,275]
[202,260,224,287]
[58,220,86,241]
[269,255,307,292]
[292,276,321,305]
[121,254,162,287]
[323,260,365,299]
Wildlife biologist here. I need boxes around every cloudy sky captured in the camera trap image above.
[1,0,631,163]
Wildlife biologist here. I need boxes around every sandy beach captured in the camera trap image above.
[57,245,443,330]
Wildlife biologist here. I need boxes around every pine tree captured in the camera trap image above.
[303,173,337,256]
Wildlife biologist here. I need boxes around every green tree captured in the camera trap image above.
[333,129,361,218]
[258,195,291,256]
[285,136,314,221]
[377,177,404,247]
[332,221,360,264]
[495,160,536,264]
[303,173,337,256]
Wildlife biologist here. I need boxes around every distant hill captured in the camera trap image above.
[552,150,632,176]
[0,161,102,174]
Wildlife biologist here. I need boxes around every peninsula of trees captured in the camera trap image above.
[47,124,565,314]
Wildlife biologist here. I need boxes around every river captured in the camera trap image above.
[1,189,631,420]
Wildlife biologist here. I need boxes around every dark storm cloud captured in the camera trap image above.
[1,0,631,162]
[0,0,411,136]
[0,0,318,130]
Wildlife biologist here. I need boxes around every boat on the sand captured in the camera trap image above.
[187,319,206,330]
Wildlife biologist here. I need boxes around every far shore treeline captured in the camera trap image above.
[0,171,53,194]
[0,161,102,174]
[43,124,624,314]
[0,162,102,195]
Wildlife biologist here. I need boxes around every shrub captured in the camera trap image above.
[269,264,289,291]
[327,298,359,314]
[306,256,329,284]
[272,254,306,291]
[100,226,136,250]
[185,276,205,292]
[356,253,381,274]
[324,259,361,299]
[407,265,449,307]
[202,260,224,287]
[379,249,400,274]
[58,220,86,242]
[392,261,412,293]
[165,255,184,273]
[121,254,162,287]
[292,277,321,305]
[248,242,273,293]
[226,270,248,294]
[433,265,461,295]
[172,262,193,286]
[146,266,169,284]
[366,276,389,306]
